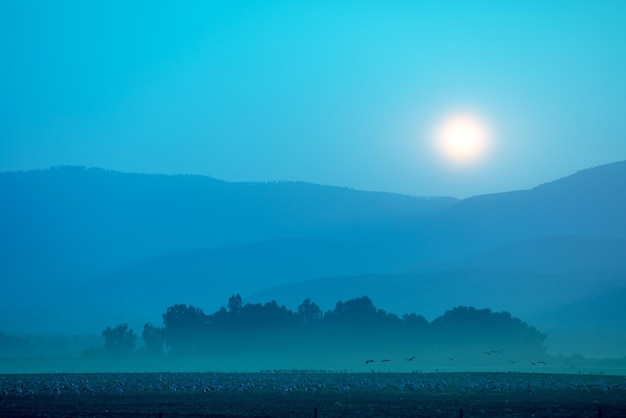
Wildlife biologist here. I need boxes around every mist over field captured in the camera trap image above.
[1,162,625,374]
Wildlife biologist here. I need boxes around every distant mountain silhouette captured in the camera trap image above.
[417,160,626,261]
[65,264,621,338]
[0,166,455,272]
[247,268,625,320]
[0,166,454,333]
[420,235,626,274]
[532,286,626,357]
[1,161,625,349]
[246,266,626,357]
[110,238,408,287]
[538,286,626,328]
[54,239,409,333]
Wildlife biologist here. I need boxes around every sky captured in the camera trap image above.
[1,1,625,198]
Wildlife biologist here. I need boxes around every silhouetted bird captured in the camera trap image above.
[406,356,416,361]
[448,356,457,361]
[365,359,374,365]
[380,359,392,363]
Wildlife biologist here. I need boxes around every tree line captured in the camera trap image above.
[99,295,547,362]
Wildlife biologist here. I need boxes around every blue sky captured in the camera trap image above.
[1,1,625,197]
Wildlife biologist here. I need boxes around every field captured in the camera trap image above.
[1,371,625,417]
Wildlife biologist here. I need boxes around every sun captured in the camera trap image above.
[433,113,491,166]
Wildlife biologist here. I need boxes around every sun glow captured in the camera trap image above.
[433,113,492,166]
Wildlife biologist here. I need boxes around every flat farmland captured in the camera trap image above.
[1,372,625,417]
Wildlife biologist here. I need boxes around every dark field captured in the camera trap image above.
[1,372,625,417]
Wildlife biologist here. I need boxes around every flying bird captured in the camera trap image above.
[365,359,374,365]
[380,359,392,363]
[406,356,416,362]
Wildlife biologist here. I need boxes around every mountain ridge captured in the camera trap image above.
[1,160,625,353]
[0,165,457,270]
[416,160,626,261]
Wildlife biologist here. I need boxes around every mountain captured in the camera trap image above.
[1,161,625,347]
[246,265,626,357]
[0,166,456,272]
[420,235,626,274]
[37,239,408,334]
[110,239,401,288]
[0,167,455,333]
[532,286,626,357]
[416,160,626,261]
[247,268,625,321]
[41,239,626,337]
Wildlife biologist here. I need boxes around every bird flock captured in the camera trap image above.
[362,349,548,369]
[1,371,624,398]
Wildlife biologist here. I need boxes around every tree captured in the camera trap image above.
[227,294,243,315]
[297,298,322,325]
[102,323,136,357]
[162,304,208,355]
[142,323,164,357]
[430,306,547,355]
[328,296,377,323]
[260,300,297,327]
[402,313,428,329]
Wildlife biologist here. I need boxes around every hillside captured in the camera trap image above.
[418,235,626,274]
[1,161,625,345]
[247,268,624,320]
[246,267,626,357]
[416,161,626,261]
[0,166,456,273]
[532,286,626,357]
[0,167,455,333]
[54,239,408,333]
